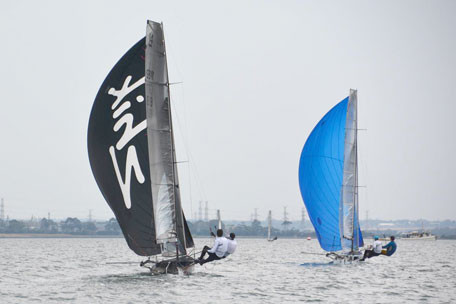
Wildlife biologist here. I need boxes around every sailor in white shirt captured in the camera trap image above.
[360,236,383,261]
[223,233,237,258]
[198,229,228,265]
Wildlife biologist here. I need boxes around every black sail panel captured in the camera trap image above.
[183,213,194,248]
[88,38,161,256]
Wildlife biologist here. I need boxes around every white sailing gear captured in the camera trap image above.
[373,240,383,254]
[224,239,237,257]
[207,236,229,258]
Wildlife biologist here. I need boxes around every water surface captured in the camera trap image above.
[1,238,455,303]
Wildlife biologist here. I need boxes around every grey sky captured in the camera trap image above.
[1,0,455,222]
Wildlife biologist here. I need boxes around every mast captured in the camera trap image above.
[217,209,221,229]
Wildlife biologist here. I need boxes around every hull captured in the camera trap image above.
[326,251,363,263]
[400,235,436,241]
[141,256,196,275]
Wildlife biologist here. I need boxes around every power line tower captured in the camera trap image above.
[253,208,258,222]
[88,209,93,222]
[198,201,203,221]
[0,198,4,222]
[204,201,208,222]
[282,206,291,230]
[48,212,50,221]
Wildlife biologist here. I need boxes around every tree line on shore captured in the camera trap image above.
[2,217,456,239]
[0,217,121,235]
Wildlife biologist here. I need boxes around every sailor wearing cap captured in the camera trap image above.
[360,236,384,261]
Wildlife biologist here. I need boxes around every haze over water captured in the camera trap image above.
[1,237,455,303]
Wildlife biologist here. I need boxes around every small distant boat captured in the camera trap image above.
[267,210,277,242]
[88,21,196,274]
[400,231,436,241]
[299,89,364,262]
[307,237,311,241]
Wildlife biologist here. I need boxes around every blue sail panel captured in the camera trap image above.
[299,98,349,251]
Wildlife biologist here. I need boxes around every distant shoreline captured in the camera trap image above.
[0,233,303,239]
[0,233,123,238]
[1,233,456,240]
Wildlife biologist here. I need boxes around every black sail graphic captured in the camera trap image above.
[87,38,160,256]
[88,24,194,257]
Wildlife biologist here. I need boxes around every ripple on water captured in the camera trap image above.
[1,238,456,303]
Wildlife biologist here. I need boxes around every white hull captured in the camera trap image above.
[400,235,436,241]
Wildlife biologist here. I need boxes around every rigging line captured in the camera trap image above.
[171,110,207,202]
[169,92,208,202]
[166,36,208,215]
[168,55,207,205]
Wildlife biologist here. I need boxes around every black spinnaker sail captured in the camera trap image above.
[88,23,193,258]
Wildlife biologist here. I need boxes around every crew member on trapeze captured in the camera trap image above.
[360,235,383,261]
[223,232,237,258]
[198,229,228,265]
[382,236,397,256]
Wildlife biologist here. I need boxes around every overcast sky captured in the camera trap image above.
[1,0,455,222]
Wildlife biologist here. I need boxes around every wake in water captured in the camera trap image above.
[299,262,334,267]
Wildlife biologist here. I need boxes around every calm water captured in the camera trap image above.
[1,237,455,303]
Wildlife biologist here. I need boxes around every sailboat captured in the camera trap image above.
[88,21,195,274]
[298,89,364,262]
[267,210,277,241]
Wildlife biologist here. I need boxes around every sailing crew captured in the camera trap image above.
[360,235,383,261]
[382,236,397,256]
[198,229,228,265]
[223,233,237,258]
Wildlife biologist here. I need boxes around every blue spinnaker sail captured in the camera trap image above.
[299,96,363,252]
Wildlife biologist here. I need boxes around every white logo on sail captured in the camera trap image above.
[108,76,146,209]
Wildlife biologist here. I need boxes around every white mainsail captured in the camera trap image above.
[145,20,186,254]
[340,89,360,252]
